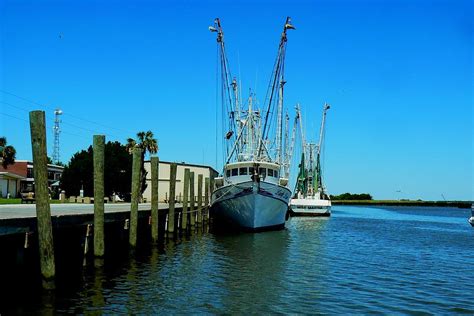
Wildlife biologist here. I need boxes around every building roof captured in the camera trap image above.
[0,172,26,180]
[3,160,64,169]
[144,160,218,174]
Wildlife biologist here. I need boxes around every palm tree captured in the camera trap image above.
[126,131,158,196]
[0,137,16,169]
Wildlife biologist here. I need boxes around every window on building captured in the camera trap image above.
[27,168,33,178]
[239,167,248,175]
[232,168,238,176]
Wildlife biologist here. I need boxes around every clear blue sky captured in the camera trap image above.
[1,0,472,200]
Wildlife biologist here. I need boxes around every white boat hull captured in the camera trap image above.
[290,198,331,217]
[211,181,292,231]
[469,217,474,227]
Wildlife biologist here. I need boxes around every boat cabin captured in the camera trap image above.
[223,162,281,185]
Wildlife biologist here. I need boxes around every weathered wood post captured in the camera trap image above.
[197,174,203,226]
[167,163,177,236]
[129,147,142,247]
[93,135,105,257]
[182,168,190,231]
[151,156,159,242]
[205,177,210,222]
[29,111,55,287]
[189,172,195,227]
[209,175,215,224]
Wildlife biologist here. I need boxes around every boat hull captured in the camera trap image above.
[469,217,474,227]
[211,181,292,231]
[290,198,331,217]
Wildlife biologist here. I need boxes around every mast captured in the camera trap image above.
[283,112,289,176]
[296,104,306,161]
[258,17,295,161]
[286,105,300,178]
[316,103,330,195]
[232,78,241,153]
[317,103,330,156]
[275,81,285,164]
[210,18,238,164]
[248,94,254,159]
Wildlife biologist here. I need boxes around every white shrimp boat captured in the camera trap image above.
[209,17,295,231]
[290,103,332,217]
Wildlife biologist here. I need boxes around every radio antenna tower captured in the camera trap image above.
[52,108,63,164]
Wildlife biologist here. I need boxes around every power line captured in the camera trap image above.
[1,100,121,138]
[0,89,134,136]
[0,110,94,140]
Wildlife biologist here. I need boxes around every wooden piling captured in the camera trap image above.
[168,163,177,235]
[189,172,195,227]
[197,174,203,225]
[151,156,159,242]
[129,147,142,247]
[83,224,92,266]
[205,177,210,221]
[182,168,190,231]
[210,175,215,195]
[29,111,55,286]
[93,135,105,257]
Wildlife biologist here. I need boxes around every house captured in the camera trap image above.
[0,160,64,198]
[143,160,218,203]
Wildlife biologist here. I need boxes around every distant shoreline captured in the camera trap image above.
[331,200,472,208]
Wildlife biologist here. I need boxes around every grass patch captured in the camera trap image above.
[0,198,22,204]
[0,198,67,205]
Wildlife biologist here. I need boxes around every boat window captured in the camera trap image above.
[232,168,238,176]
[268,169,274,177]
[249,167,254,175]
[239,167,248,175]
[226,169,230,177]
[274,170,278,178]
[259,168,266,178]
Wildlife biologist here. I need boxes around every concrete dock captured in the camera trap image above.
[0,203,181,236]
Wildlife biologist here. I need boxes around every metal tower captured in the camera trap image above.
[52,108,62,164]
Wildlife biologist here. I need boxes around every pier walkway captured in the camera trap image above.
[0,203,180,236]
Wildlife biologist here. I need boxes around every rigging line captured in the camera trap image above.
[0,89,134,135]
[260,43,285,148]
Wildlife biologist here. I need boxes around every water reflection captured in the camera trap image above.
[212,230,290,313]
[3,206,474,314]
[283,218,329,313]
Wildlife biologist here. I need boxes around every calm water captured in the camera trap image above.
[4,206,474,314]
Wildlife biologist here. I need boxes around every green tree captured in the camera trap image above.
[126,131,158,196]
[330,192,373,200]
[60,141,132,199]
[0,137,16,169]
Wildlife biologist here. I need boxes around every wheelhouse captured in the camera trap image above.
[224,161,281,185]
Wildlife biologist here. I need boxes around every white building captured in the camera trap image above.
[0,172,25,198]
[143,160,218,203]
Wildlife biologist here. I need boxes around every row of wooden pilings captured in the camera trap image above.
[29,110,214,288]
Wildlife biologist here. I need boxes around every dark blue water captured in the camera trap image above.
[5,206,474,314]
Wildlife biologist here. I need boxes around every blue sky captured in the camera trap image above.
[1,0,472,200]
